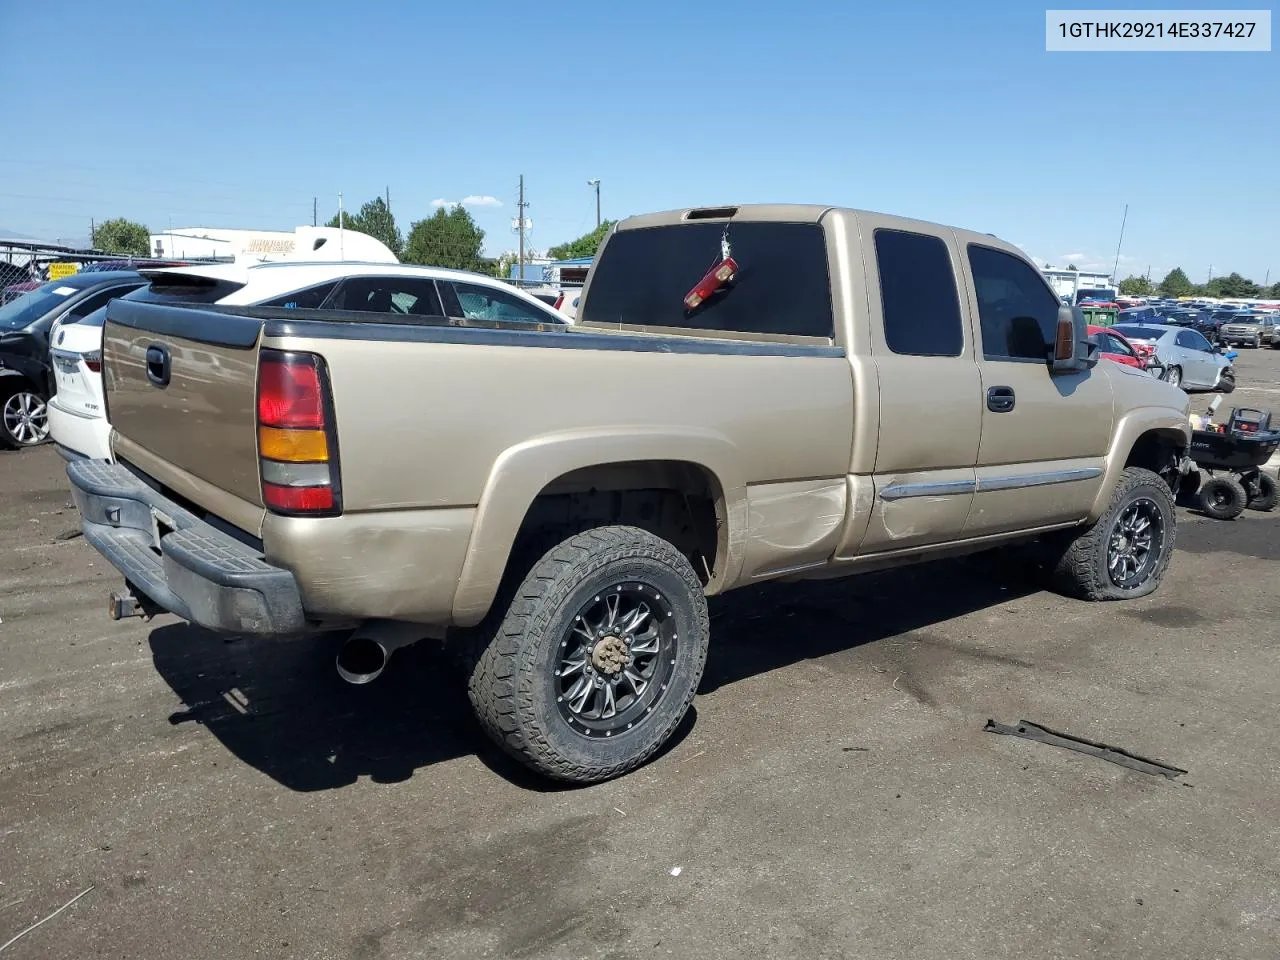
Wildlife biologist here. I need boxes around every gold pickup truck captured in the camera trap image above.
[68,204,1191,783]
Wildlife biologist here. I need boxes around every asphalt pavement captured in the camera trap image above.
[2,351,1279,959]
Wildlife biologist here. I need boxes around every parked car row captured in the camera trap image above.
[1118,302,1280,349]
[2,262,569,454]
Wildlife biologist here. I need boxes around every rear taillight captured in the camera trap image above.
[684,257,738,311]
[256,349,341,516]
[83,349,103,373]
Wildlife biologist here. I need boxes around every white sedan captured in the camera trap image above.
[47,262,566,461]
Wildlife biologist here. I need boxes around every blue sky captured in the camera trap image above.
[1,0,1275,282]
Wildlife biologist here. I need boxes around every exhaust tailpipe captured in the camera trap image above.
[336,620,426,685]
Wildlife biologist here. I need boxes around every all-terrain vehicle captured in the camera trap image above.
[1181,398,1280,519]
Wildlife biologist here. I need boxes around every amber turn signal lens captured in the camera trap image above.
[258,425,329,463]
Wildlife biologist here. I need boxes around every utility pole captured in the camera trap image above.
[588,178,601,229]
[385,185,391,214]
[312,197,317,227]
[338,192,345,261]
[90,218,95,247]
[517,174,528,283]
[1207,264,1213,284]
[1111,203,1128,282]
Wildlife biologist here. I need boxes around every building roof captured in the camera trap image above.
[549,256,594,267]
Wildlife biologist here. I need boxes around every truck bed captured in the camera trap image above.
[98,299,857,627]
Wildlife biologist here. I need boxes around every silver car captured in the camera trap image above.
[1110,323,1235,393]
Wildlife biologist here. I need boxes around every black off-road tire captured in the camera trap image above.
[1046,467,1176,601]
[465,525,709,784]
[1247,472,1277,512]
[1198,475,1247,520]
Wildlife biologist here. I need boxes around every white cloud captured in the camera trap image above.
[431,195,503,209]
[1059,252,1086,262]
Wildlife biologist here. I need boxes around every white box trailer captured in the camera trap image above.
[149,225,397,264]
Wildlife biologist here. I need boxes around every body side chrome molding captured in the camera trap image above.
[879,467,1103,501]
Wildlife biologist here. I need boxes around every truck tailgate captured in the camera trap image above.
[102,300,265,514]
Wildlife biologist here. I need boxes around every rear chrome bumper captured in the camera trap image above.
[67,459,306,635]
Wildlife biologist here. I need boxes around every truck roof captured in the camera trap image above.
[616,203,1004,242]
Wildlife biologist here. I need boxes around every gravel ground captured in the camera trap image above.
[2,351,1278,960]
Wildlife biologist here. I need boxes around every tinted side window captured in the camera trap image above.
[330,277,443,317]
[1186,330,1212,351]
[444,282,558,324]
[260,281,337,309]
[969,245,1062,361]
[580,222,833,337]
[64,283,143,323]
[874,229,963,357]
[1175,330,1195,348]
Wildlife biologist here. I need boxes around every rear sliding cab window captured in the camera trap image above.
[580,221,834,338]
[968,245,1062,361]
[874,229,964,357]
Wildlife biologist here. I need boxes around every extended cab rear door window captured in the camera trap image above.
[580,221,833,338]
[873,229,964,356]
[968,245,1062,362]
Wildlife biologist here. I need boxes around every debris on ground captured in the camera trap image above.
[984,719,1187,779]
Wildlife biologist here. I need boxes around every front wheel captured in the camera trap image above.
[466,525,709,784]
[1217,370,1236,394]
[1163,365,1182,389]
[1046,467,1176,601]
[0,386,50,449]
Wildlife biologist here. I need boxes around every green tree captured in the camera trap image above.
[92,218,150,257]
[1118,275,1153,296]
[1157,267,1194,298]
[402,206,486,271]
[1066,262,1079,271]
[325,196,402,257]
[547,221,615,261]
[1205,272,1259,298]
[1267,282,1280,299]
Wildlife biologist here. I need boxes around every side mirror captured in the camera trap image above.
[1050,305,1092,374]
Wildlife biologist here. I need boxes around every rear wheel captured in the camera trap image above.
[1247,472,1277,512]
[0,385,50,449]
[1198,475,1247,520]
[466,525,709,784]
[1163,365,1182,389]
[1046,467,1175,601]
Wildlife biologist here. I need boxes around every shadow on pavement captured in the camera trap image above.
[149,552,1036,792]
